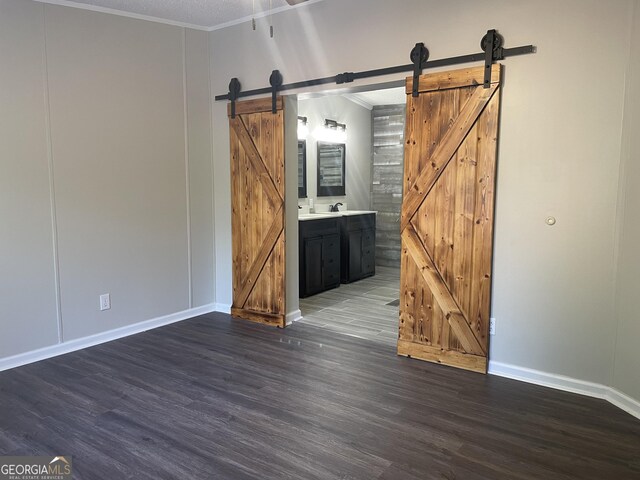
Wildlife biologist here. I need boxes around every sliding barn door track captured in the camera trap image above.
[216,29,535,117]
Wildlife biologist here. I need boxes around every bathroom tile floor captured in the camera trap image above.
[299,265,400,346]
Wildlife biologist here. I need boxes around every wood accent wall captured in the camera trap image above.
[371,104,406,268]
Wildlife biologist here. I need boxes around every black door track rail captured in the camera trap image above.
[219,29,535,117]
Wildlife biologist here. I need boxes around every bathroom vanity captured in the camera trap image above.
[298,215,341,297]
[339,212,376,284]
[298,211,376,298]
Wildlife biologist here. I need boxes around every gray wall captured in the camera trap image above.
[298,95,372,211]
[2,0,638,409]
[371,104,405,267]
[210,0,633,393]
[0,0,60,356]
[284,96,300,322]
[613,1,640,401]
[0,0,213,359]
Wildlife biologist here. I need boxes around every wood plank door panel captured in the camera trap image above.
[397,65,501,373]
[229,97,286,327]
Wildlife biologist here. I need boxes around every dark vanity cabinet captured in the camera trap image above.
[340,214,376,283]
[299,218,341,297]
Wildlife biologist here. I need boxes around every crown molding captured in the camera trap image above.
[33,0,325,32]
[343,94,373,111]
[34,0,210,30]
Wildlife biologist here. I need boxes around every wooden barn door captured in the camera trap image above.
[397,65,502,373]
[228,97,286,327]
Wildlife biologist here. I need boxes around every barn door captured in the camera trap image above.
[397,65,501,373]
[228,97,286,327]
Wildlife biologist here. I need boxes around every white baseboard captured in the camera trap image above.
[606,388,640,420]
[4,310,638,420]
[0,304,215,373]
[489,360,640,420]
[286,309,303,326]
[488,361,610,397]
[214,303,231,314]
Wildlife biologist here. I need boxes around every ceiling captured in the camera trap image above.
[300,86,406,110]
[37,0,322,30]
[345,88,407,109]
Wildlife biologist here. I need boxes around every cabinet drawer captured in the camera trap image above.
[362,229,375,247]
[324,236,339,253]
[343,214,375,232]
[362,255,375,276]
[324,253,339,276]
[324,253,339,268]
[362,244,375,258]
[299,218,340,239]
[324,268,340,287]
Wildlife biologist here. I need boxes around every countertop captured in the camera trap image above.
[298,211,377,221]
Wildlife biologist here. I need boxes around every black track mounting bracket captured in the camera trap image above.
[410,43,429,97]
[481,29,504,88]
[269,70,283,113]
[214,30,535,103]
[228,78,241,118]
[336,72,355,84]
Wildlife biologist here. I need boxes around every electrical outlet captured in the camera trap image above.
[99,293,111,311]
[489,317,496,336]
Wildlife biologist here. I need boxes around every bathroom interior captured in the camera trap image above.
[296,86,406,346]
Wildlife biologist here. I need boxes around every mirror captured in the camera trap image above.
[317,142,346,196]
[298,140,307,198]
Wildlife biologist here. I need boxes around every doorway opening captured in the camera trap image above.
[228,66,502,373]
[295,84,407,346]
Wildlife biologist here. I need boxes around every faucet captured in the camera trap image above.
[329,202,343,212]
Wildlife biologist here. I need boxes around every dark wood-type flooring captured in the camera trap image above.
[1,313,639,479]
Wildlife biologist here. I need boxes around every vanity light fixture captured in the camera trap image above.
[297,116,309,140]
[324,118,346,131]
[321,118,347,143]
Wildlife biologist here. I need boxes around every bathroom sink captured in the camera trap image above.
[339,210,377,216]
[298,213,336,221]
[298,211,377,220]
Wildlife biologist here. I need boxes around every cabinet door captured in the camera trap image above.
[362,228,375,276]
[322,234,341,287]
[304,237,324,295]
[348,230,363,279]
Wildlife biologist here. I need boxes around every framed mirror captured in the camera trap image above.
[317,142,346,196]
[298,140,307,198]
